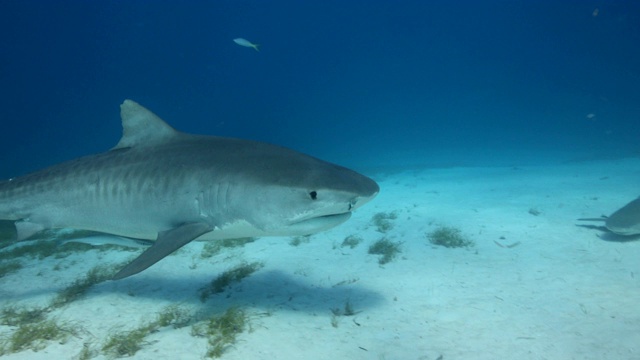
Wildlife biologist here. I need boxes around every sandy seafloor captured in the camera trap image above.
[1,157,639,360]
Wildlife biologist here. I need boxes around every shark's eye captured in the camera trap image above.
[309,191,317,200]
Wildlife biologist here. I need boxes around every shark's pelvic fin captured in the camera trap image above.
[112,222,213,280]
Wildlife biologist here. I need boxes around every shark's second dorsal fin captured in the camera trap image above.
[113,99,178,149]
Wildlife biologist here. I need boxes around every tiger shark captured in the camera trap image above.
[577,197,640,236]
[0,100,379,279]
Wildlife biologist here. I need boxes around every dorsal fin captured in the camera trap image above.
[113,99,178,149]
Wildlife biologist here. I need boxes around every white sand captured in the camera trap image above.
[1,158,639,360]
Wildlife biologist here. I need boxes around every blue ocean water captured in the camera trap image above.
[0,1,638,178]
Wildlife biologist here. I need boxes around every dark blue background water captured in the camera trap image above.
[1,1,638,178]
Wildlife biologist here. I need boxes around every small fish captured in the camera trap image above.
[233,38,260,51]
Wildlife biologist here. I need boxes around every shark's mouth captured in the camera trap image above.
[288,212,352,234]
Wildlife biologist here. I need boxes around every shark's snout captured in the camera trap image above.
[350,174,379,211]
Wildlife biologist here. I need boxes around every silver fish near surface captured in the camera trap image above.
[233,38,260,51]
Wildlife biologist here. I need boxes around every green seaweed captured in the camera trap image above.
[289,235,310,247]
[341,235,363,249]
[153,305,192,329]
[0,260,22,278]
[102,305,192,357]
[200,238,255,258]
[102,327,149,357]
[371,212,398,233]
[368,238,402,264]
[0,263,127,356]
[76,343,97,360]
[0,306,47,326]
[427,226,474,248]
[0,319,74,354]
[191,307,248,358]
[199,262,263,301]
[51,264,117,308]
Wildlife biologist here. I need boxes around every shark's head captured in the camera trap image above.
[196,139,380,237]
[249,161,379,236]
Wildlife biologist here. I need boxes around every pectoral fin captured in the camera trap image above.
[112,222,213,280]
[576,217,607,222]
